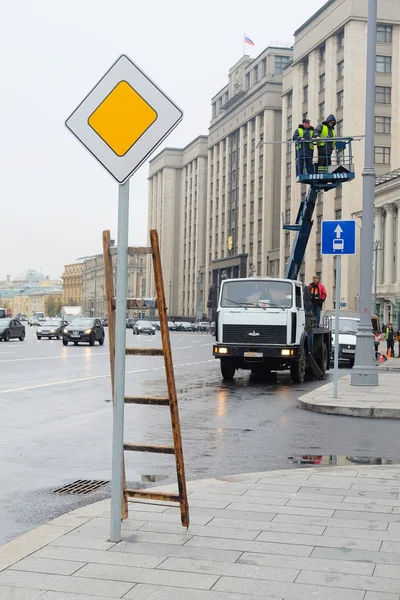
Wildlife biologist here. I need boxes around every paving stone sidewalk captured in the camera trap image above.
[1,466,400,599]
[298,361,400,418]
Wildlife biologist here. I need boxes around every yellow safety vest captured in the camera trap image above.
[296,128,314,151]
[317,125,336,148]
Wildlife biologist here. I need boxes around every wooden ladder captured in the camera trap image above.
[102,229,189,528]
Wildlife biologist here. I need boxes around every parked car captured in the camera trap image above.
[0,318,25,341]
[167,321,177,331]
[62,318,105,346]
[101,317,108,327]
[323,310,359,368]
[37,319,68,340]
[126,318,135,329]
[133,319,156,335]
[210,322,215,336]
[151,321,161,330]
[194,321,210,333]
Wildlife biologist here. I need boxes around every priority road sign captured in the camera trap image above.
[321,220,356,255]
[65,55,183,183]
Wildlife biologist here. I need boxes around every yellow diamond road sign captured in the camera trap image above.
[66,55,183,183]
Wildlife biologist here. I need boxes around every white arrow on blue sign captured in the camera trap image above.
[321,220,356,255]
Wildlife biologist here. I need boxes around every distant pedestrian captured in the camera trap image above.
[308,275,327,325]
[385,323,395,357]
[293,118,315,176]
[313,114,337,174]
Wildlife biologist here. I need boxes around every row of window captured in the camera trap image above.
[244,55,291,90]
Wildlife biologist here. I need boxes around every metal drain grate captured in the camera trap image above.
[53,480,109,495]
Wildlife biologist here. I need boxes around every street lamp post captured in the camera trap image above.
[169,281,172,317]
[373,240,382,315]
[351,0,379,386]
[195,277,201,320]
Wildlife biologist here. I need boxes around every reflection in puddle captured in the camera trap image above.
[141,474,169,482]
[288,455,400,466]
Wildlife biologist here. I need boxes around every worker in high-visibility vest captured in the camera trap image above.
[293,118,315,176]
[312,114,337,174]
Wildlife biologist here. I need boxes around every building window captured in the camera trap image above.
[262,57,267,77]
[375,116,391,134]
[375,85,391,104]
[319,44,326,62]
[259,112,264,128]
[338,30,345,49]
[317,215,322,232]
[303,85,308,103]
[335,209,342,220]
[337,60,344,79]
[316,243,321,259]
[337,119,343,137]
[375,146,391,164]
[377,24,392,43]
[285,208,291,223]
[245,72,250,89]
[285,232,290,247]
[253,64,259,84]
[337,89,344,108]
[287,115,292,130]
[319,73,325,91]
[319,101,325,120]
[286,162,292,177]
[259,154,264,168]
[275,55,291,74]
[287,91,293,107]
[303,58,308,74]
[243,183,247,197]
[286,185,291,200]
[376,55,392,73]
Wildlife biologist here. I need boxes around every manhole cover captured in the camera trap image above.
[53,480,109,495]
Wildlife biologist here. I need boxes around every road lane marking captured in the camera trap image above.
[0,343,205,363]
[0,360,215,394]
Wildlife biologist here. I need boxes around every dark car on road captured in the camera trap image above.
[133,319,156,335]
[63,318,105,346]
[37,319,68,340]
[0,318,25,342]
[126,318,135,328]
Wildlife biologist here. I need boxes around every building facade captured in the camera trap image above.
[61,263,84,306]
[281,0,400,309]
[205,47,293,301]
[373,169,400,326]
[147,136,208,317]
[82,248,146,318]
[12,287,63,317]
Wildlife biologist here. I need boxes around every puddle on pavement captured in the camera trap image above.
[141,474,169,483]
[288,455,400,467]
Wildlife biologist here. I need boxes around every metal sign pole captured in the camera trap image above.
[333,255,341,398]
[110,180,130,542]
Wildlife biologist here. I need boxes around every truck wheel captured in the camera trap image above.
[290,352,306,383]
[221,358,235,381]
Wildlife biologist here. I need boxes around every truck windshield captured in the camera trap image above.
[331,318,359,334]
[220,281,293,309]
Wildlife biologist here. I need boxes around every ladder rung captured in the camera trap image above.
[123,443,175,454]
[111,298,157,309]
[109,246,152,256]
[125,396,170,406]
[125,490,181,502]
[126,348,164,356]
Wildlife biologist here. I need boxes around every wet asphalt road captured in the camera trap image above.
[1,325,399,545]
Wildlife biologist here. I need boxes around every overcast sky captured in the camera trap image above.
[0,0,324,281]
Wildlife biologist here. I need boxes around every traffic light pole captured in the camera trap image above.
[351,0,379,386]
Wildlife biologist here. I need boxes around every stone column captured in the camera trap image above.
[384,204,395,285]
[374,207,384,284]
[397,200,400,285]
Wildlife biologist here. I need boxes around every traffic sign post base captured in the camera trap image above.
[351,325,379,386]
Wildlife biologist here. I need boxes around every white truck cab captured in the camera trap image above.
[211,277,330,383]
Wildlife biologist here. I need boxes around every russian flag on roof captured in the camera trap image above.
[245,36,255,46]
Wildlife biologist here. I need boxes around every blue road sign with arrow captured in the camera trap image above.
[321,220,356,255]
